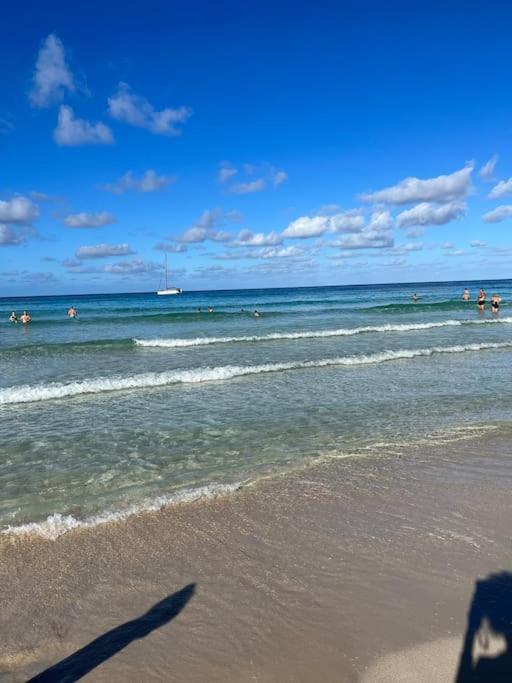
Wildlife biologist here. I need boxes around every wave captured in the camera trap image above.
[134,317,512,348]
[2,482,243,540]
[1,341,511,406]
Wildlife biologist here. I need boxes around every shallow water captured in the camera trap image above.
[1,280,511,535]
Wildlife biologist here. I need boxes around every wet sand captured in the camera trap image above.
[1,429,512,681]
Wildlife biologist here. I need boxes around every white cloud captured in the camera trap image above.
[29,34,75,107]
[470,240,486,248]
[54,105,113,146]
[235,229,283,246]
[282,210,365,239]
[272,170,288,187]
[441,241,455,249]
[75,243,133,259]
[154,242,188,253]
[360,164,473,204]
[395,201,466,228]
[488,177,512,199]
[177,208,232,243]
[331,211,394,249]
[218,162,238,183]
[0,225,25,246]
[482,205,512,223]
[108,82,192,136]
[178,226,208,243]
[229,179,266,194]
[259,245,304,258]
[479,154,498,180]
[63,211,116,228]
[0,196,39,224]
[282,215,328,238]
[102,170,174,194]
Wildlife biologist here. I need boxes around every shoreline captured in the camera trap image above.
[2,428,512,681]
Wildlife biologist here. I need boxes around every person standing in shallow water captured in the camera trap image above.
[491,293,501,315]
[477,288,486,312]
[20,311,31,324]
[9,311,18,323]
[463,288,470,301]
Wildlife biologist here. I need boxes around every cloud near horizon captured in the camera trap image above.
[108,83,192,136]
[359,164,473,205]
[75,243,133,259]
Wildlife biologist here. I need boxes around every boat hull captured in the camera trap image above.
[157,288,182,295]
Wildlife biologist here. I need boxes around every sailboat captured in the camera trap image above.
[157,254,182,296]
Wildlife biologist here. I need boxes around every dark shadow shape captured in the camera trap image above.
[29,583,196,683]
[456,572,512,682]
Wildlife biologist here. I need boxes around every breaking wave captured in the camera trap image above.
[134,317,512,348]
[1,341,511,406]
[2,482,243,539]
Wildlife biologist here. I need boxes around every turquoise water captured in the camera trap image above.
[1,280,512,536]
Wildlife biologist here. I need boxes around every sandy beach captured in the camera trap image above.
[1,427,511,682]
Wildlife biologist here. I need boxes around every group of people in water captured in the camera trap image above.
[463,288,501,313]
[9,311,31,324]
[410,288,502,314]
[8,306,78,324]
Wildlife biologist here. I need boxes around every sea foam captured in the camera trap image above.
[1,341,511,406]
[2,481,243,539]
[134,317,512,348]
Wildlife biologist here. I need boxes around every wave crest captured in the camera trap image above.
[1,341,511,406]
[134,317,512,349]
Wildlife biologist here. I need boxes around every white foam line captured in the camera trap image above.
[1,341,511,406]
[133,317,512,348]
[2,482,243,540]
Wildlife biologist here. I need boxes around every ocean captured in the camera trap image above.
[1,279,511,538]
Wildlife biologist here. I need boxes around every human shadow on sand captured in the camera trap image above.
[456,571,512,682]
[29,583,196,682]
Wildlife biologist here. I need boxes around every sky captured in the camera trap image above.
[1,0,512,295]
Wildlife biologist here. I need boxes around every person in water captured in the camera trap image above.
[491,293,501,314]
[477,288,486,312]
[253,309,261,318]
[20,311,31,324]
[67,306,78,318]
[9,311,18,323]
[463,288,470,301]
[411,293,418,302]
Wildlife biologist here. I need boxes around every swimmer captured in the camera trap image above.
[9,311,18,323]
[411,293,418,303]
[196,307,201,312]
[490,293,501,315]
[463,288,470,301]
[67,306,78,318]
[253,309,261,318]
[20,311,31,324]
[477,288,486,312]
[208,306,214,313]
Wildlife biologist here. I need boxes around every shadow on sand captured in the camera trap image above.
[456,571,512,682]
[29,583,196,682]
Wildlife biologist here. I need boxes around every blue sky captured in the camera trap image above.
[2,0,512,295]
